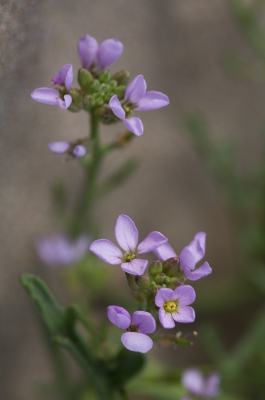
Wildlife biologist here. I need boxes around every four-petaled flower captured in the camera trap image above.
[31,64,73,109]
[109,75,169,136]
[36,233,90,266]
[78,34,123,70]
[153,232,212,281]
[155,285,196,329]
[107,305,156,353]
[48,141,86,158]
[89,214,168,276]
[182,369,221,398]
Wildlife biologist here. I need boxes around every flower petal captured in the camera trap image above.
[78,34,98,69]
[107,306,131,329]
[153,242,177,261]
[31,88,59,105]
[48,141,70,155]
[155,288,174,307]
[121,332,153,353]
[52,64,73,91]
[137,231,168,254]
[187,261,212,281]
[109,95,125,119]
[123,117,144,136]
[158,308,175,329]
[136,91,169,111]
[121,258,148,276]
[131,311,156,334]
[115,214,138,252]
[188,232,206,263]
[125,75,146,103]
[204,373,221,397]
[57,94,72,109]
[180,247,196,277]
[172,285,196,305]
[97,39,123,70]
[89,239,122,264]
[182,369,204,396]
[172,305,195,323]
[73,145,86,157]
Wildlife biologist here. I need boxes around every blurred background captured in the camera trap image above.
[1,0,265,399]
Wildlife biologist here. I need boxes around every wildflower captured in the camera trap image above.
[182,369,221,398]
[109,74,169,136]
[155,285,196,329]
[107,306,156,353]
[36,233,90,266]
[48,141,86,158]
[153,232,212,281]
[31,64,73,109]
[89,214,167,276]
[78,34,123,70]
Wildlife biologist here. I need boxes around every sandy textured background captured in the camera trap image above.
[1,1,264,399]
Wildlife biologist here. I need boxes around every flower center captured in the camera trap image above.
[128,323,140,333]
[163,300,178,313]
[123,251,136,263]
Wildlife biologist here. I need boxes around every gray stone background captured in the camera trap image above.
[1,1,264,399]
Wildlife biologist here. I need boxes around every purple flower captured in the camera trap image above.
[31,64,73,109]
[109,75,169,136]
[48,142,86,158]
[107,306,156,353]
[89,214,168,276]
[155,285,196,329]
[78,34,123,70]
[154,232,212,281]
[182,369,221,398]
[36,233,90,267]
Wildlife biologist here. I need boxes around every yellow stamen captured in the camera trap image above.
[164,300,178,313]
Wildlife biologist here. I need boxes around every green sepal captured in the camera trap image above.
[112,70,130,86]
[78,68,93,92]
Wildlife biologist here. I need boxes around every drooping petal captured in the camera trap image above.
[131,311,156,334]
[204,373,221,397]
[73,145,86,157]
[180,247,196,277]
[172,305,195,323]
[48,141,70,155]
[109,95,126,119]
[172,285,196,305]
[57,94,72,109]
[136,91,170,111]
[115,214,138,252]
[52,64,73,90]
[124,75,147,103]
[89,239,123,264]
[121,332,153,353]
[158,308,175,329]
[107,306,131,330]
[155,288,174,307]
[137,231,168,254]
[31,88,59,105]
[182,369,205,396]
[188,232,206,263]
[97,39,123,70]
[121,258,148,276]
[78,34,98,69]
[153,242,177,261]
[187,261,212,281]
[123,117,144,136]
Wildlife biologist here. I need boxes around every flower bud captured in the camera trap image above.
[95,105,114,123]
[113,85,126,100]
[89,79,100,93]
[78,68,93,92]
[135,274,151,290]
[83,94,95,110]
[163,257,180,277]
[112,70,130,86]
[154,273,170,285]
[149,260,163,276]
[99,70,112,83]
[69,89,83,108]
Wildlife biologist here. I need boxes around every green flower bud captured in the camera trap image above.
[108,80,118,90]
[83,95,95,110]
[89,79,100,93]
[95,105,114,123]
[94,97,104,108]
[78,68,93,92]
[98,70,112,83]
[68,104,81,113]
[113,85,126,100]
[135,274,151,290]
[163,257,181,277]
[112,70,130,86]
[149,260,163,276]
[154,273,170,285]
[69,89,83,108]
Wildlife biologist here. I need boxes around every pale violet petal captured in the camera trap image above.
[57,94,72,109]
[155,288,174,307]
[182,369,204,396]
[107,306,131,330]
[73,145,86,157]
[204,373,221,397]
[172,305,195,323]
[31,88,59,105]
[97,39,123,70]
[137,231,168,254]
[158,308,175,329]
[188,232,206,263]
[89,239,122,264]
[115,214,138,252]
[187,262,212,281]
[172,285,196,306]
[180,247,196,276]
[136,91,170,111]
[153,242,177,261]
[131,311,156,334]
[121,259,148,276]
[48,141,70,155]
[125,75,146,103]
[123,117,144,136]
[52,64,73,90]
[78,34,98,69]
[109,95,125,119]
[121,332,153,353]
